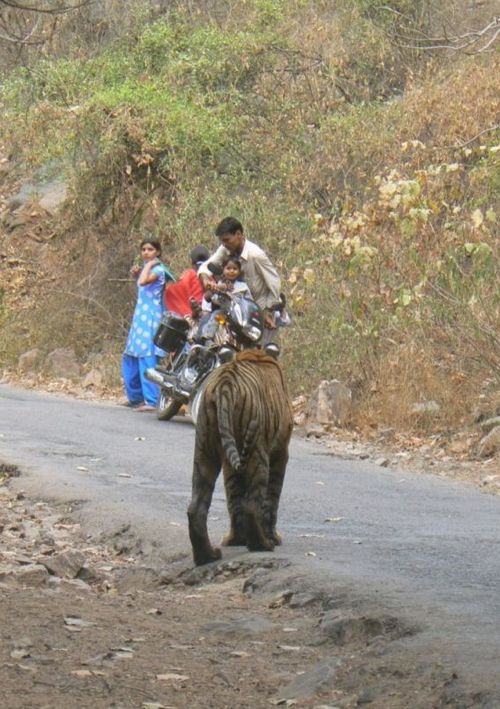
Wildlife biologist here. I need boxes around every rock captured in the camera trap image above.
[478,426,500,458]
[43,550,86,579]
[242,566,272,594]
[480,417,500,434]
[82,368,103,389]
[76,565,102,584]
[447,438,473,455]
[306,380,352,427]
[21,520,41,542]
[202,616,276,638]
[15,564,50,588]
[45,348,81,379]
[292,395,307,413]
[320,614,385,645]
[481,475,500,488]
[320,613,414,645]
[377,427,395,441]
[60,578,93,593]
[357,687,378,704]
[7,179,67,216]
[410,400,440,416]
[289,592,320,609]
[268,590,293,608]
[115,566,168,593]
[292,395,307,426]
[306,422,326,438]
[294,411,306,427]
[38,181,67,215]
[276,657,342,700]
[18,349,40,373]
[7,182,37,211]
[375,457,390,467]
[179,564,216,586]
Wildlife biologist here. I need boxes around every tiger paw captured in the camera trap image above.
[194,546,222,566]
[247,538,275,553]
[271,530,282,546]
[221,530,246,547]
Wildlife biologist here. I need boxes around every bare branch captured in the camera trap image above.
[0,0,94,50]
[430,123,500,153]
[0,13,41,44]
[394,15,500,54]
[0,0,94,15]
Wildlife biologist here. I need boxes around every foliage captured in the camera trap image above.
[0,0,498,433]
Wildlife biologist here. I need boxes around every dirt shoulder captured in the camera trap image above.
[0,377,498,707]
[2,464,498,709]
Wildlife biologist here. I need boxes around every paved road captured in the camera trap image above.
[1,383,499,696]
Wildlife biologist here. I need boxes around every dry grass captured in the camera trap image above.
[1,0,498,436]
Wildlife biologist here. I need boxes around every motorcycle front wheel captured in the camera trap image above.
[156,389,183,421]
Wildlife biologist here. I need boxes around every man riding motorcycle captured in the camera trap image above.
[197,216,282,347]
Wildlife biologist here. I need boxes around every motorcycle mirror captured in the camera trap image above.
[207,262,223,276]
[264,343,280,360]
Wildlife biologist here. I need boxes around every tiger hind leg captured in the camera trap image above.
[244,459,275,553]
[264,449,289,546]
[221,460,247,546]
[187,451,222,566]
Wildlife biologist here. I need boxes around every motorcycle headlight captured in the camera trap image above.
[242,324,262,341]
[182,366,198,383]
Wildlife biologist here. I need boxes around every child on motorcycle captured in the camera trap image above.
[202,256,250,308]
[198,256,251,342]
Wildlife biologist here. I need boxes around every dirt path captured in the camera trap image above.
[2,464,497,709]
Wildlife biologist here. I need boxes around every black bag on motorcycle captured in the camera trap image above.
[154,313,189,352]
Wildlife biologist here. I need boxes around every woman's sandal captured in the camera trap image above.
[134,404,156,412]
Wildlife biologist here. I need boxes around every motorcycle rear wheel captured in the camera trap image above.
[156,389,182,421]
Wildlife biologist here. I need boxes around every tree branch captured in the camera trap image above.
[0,14,41,44]
[434,124,500,152]
[394,15,500,54]
[0,0,94,15]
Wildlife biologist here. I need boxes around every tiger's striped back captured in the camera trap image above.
[187,349,293,565]
[206,350,292,471]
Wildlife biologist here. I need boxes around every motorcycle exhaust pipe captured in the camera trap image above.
[145,368,171,387]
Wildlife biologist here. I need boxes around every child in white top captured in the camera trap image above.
[201,256,251,311]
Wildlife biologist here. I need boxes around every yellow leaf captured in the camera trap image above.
[471,209,483,229]
[303,268,315,284]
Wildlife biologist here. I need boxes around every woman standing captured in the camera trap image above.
[122,238,174,412]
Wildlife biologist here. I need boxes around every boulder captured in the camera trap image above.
[15,564,50,588]
[43,550,86,579]
[18,349,40,373]
[115,566,168,593]
[480,416,500,434]
[45,348,81,379]
[38,181,67,215]
[82,368,104,389]
[306,380,352,427]
[478,426,500,458]
[202,616,276,638]
[410,400,441,416]
[276,657,341,701]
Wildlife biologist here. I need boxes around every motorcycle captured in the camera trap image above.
[145,288,265,424]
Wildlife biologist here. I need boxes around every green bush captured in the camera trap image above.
[1,0,498,432]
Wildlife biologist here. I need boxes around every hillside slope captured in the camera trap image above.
[0,0,498,449]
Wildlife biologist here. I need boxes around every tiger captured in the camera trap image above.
[187,349,293,566]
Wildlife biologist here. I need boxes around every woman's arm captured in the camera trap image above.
[138,259,161,286]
